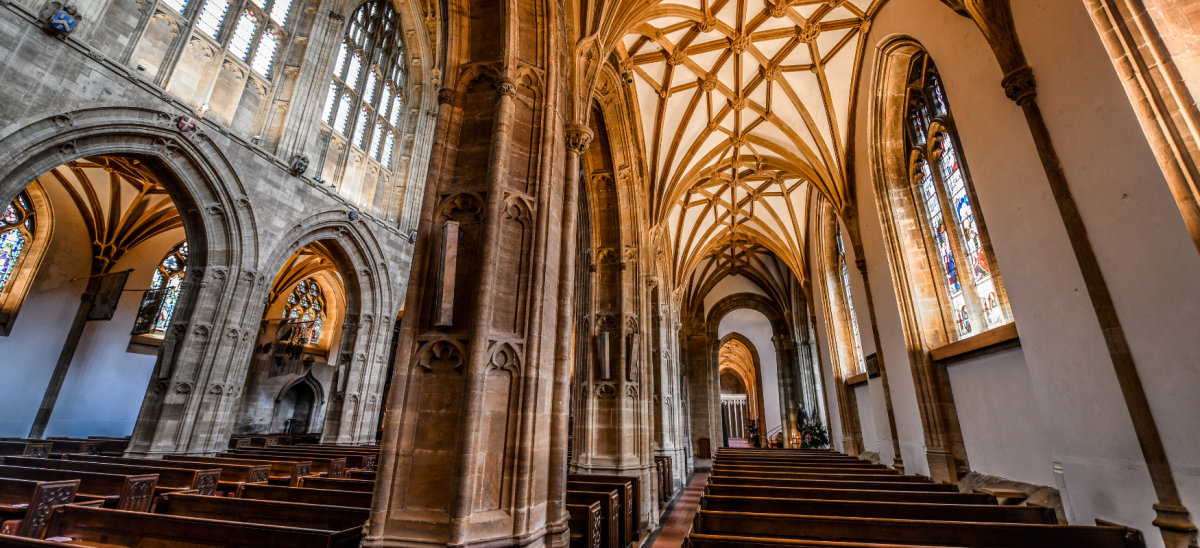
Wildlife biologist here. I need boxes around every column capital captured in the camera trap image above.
[565,124,594,154]
[437,87,457,105]
[1002,66,1037,106]
[496,78,517,98]
[855,257,867,274]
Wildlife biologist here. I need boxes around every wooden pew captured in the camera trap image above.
[568,474,640,540]
[692,510,1146,548]
[703,484,996,505]
[0,478,78,538]
[567,502,602,548]
[700,495,1058,524]
[0,443,51,459]
[235,484,372,508]
[3,456,219,496]
[220,452,346,479]
[84,436,130,456]
[568,481,632,548]
[706,475,959,492]
[0,440,100,458]
[290,446,379,470]
[41,505,361,548]
[567,490,621,548]
[709,469,916,482]
[348,470,376,480]
[712,463,892,473]
[686,533,955,548]
[0,465,155,512]
[165,455,311,487]
[298,477,374,492]
[155,492,368,531]
[231,447,374,471]
[227,449,358,474]
[65,454,267,495]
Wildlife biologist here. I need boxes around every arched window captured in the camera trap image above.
[904,54,1011,339]
[283,278,326,346]
[835,226,865,375]
[0,192,35,296]
[133,242,188,336]
[321,0,406,167]
[170,0,294,78]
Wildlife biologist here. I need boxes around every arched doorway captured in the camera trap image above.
[718,334,767,447]
[236,243,348,437]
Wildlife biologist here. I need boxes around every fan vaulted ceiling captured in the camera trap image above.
[617,0,873,292]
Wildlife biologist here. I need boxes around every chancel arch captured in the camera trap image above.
[717,332,765,444]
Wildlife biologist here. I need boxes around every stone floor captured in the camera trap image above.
[649,471,709,548]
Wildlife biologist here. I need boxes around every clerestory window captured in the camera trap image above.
[133,242,189,336]
[168,0,294,78]
[904,54,1011,340]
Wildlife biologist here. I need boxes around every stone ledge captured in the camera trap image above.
[929,322,1020,365]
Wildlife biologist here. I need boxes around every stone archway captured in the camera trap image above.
[717,333,767,445]
[252,211,397,445]
[0,108,256,456]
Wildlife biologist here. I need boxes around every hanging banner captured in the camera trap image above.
[87,270,132,321]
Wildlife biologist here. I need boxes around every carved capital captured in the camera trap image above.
[496,78,517,98]
[1002,66,1036,106]
[855,257,867,274]
[437,88,456,105]
[565,124,594,154]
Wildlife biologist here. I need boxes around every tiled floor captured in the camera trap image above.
[650,471,709,548]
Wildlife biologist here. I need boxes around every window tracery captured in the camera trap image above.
[167,0,294,78]
[904,54,1011,339]
[0,192,35,295]
[319,0,407,177]
[133,242,188,336]
[283,278,326,346]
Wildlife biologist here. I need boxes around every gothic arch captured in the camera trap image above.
[254,211,397,444]
[717,332,767,442]
[0,107,266,456]
[271,372,327,434]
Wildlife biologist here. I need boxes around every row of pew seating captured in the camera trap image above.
[228,434,323,448]
[685,447,1148,548]
[0,438,381,547]
[654,456,673,505]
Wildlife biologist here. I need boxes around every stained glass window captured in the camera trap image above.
[284,277,326,345]
[905,53,1009,339]
[227,10,259,60]
[0,192,35,295]
[269,0,292,26]
[251,27,279,76]
[195,0,229,39]
[319,0,408,167]
[162,0,189,16]
[132,241,188,336]
[836,227,866,375]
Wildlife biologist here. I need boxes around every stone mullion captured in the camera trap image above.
[448,78,518,542]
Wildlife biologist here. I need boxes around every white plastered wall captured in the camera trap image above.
[835,0,1200,542]
[717,308,782,434]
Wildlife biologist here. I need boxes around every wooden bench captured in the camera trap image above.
[220,452,346,479]
[3,456,219,496]
[231,448,374,471]
[165,455,311,487]
[298,477,374,492]
[706,475,958,492]
[0,465,155,512]
[83,436,130,456]
[568,481,632,548]
[700,495,1058,524]
[713,463,892,473]
[0,440,100,458]
[235,484,372,508]
[289,446,379,471]
[567,490,621,548]
[155,492,368,531]
[0,443,51,459]
[567,502,602,548]
[41,504,361,548]
[348,470,376,480]
[226,449,354,475]
[685,533,957,548]
[65,454,267,494]
[569,474,640,540]
[703,484,995,505]
[0,477,78,538]
[710,469,915,482]
[692,510,1145,548]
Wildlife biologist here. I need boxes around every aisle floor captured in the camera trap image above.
[649,471,709,548]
